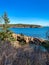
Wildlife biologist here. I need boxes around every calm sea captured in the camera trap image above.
[9,27,49,40]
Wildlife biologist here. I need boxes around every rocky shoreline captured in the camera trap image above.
[0,33,49,65]
[12,33,45,47]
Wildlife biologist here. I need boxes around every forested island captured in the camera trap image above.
[0,24,42,28]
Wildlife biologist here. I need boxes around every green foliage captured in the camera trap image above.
[2,12,10,32]
[19,40,26,45]
[0,31,15,42]
[41,40,49,50]
[0,12,15,42]
[17,35,26,45]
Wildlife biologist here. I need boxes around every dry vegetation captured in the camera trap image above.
[0,12,49,65]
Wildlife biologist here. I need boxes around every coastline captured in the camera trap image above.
[0,24,42,28]
[12,33,45,47]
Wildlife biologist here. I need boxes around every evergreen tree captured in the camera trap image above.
[2,12,10,32]
[0,12,15,41]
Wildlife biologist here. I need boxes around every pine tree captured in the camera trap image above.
[2,12,10,32]
[0,12,15,41]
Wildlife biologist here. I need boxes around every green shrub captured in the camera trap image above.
[0,31,16,42]
[41,40,49,50]
[0,12,16,42]
[17,35,26,45]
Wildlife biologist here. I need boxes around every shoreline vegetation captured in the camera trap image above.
[0,12,49,65]
[0,24,42,28]
[0,32,49,65]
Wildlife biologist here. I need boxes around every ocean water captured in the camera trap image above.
[9,27,49,40]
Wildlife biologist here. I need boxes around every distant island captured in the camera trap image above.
[0,24,42,28]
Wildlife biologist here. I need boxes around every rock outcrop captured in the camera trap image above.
[0,33,49,65]
[12,33,45,47]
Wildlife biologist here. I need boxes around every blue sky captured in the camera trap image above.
[0,0,49,26]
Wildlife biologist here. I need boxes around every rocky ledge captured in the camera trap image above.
[12,33,44,47]
[0,33,49,65]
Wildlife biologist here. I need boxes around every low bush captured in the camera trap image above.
[41,40,49,51]
[0,31,16,42]
[17,35,26,45]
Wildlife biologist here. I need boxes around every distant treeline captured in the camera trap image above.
[0,24,42,28]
